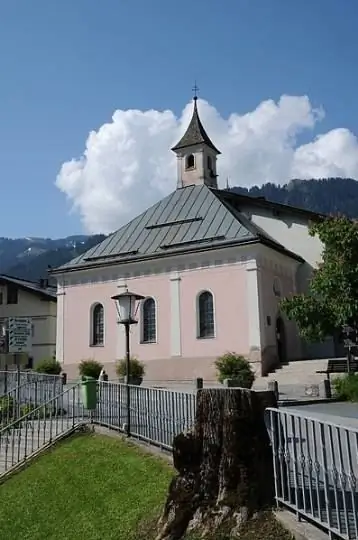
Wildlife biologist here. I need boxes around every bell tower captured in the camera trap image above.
[171,87,221,189]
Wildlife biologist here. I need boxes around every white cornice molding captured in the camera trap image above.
[56,244,258,288]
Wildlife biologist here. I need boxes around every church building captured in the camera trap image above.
[52,96,337,382]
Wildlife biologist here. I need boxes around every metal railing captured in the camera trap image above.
[0,378,64,412]
[94,381,196,450]
[266,407,358,540]
[0,383,86,477]
[0,370,63,396]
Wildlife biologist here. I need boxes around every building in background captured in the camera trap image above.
[0,275,57,368]
[52,96,338,383]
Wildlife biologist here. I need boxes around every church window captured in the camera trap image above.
[90,303,104,346]
[207,155,212,170]
[185,154,195,169]
[197,291,215,339]
[141,297,157,343]
[273,277,282,298]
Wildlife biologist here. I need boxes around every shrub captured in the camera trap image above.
[116,356,145,379]
[0,396,15,422]
[79,359,103,379]
[35,358,62,375]
[215,352,255,388]
[332,373,358,402]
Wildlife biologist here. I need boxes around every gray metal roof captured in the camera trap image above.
[171,99,221,154]
[0,275,57,300]
[55,185,260,272]
[54,184,305,274]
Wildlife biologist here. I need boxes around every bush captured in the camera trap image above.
[79,359,103,379]
[332,373,358,402]
[35,359,62,375]
[215,352,255,388]
[0,396,15,423]
[116,356,145,379]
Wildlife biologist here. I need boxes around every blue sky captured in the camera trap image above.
[1,0,358,238]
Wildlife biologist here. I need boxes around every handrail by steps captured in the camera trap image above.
[0,383,86,477]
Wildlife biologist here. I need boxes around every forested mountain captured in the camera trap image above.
[1,177,358,282]
[230,177,358,217]
[0,235,106,283]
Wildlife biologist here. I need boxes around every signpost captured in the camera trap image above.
[8,317,32,354]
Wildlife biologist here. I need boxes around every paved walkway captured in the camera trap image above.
[282,401,358,428]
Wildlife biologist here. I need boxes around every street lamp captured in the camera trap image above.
[111,290,144,436]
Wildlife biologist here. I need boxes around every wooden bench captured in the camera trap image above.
[316,358,358,381]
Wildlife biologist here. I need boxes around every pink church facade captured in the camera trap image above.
[55,242,302,382]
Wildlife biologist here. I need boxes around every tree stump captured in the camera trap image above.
[156,388,277,540]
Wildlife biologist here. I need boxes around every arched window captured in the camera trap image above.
[91,303,104,346]
[207,155,212,171]
[197,291,215,339]
[142,297,156,343]
[185,154,195,169]
[273,277,282,298]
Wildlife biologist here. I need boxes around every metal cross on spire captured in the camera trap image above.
[192,81,199,101]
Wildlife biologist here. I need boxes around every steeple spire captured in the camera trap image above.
[171,94,221,154]
[172,91,221,190]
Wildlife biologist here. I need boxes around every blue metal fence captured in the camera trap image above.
[266,407,358,540]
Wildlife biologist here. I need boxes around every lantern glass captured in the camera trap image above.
[111,291,144,325]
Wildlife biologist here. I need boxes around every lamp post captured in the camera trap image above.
[111,291,144,436]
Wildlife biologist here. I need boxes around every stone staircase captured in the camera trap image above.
[253,358,334,401]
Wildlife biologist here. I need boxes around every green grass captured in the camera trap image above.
[0,433,173,540]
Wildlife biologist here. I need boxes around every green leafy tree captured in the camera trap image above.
[281,216,358,341]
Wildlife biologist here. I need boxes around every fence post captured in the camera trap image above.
[268,380,279,402]
[195,377,203,391]
[4,364,8,394]
[16,363,21,417]
[323,379,332,399]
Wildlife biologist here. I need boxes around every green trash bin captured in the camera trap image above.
[81,376,97,410]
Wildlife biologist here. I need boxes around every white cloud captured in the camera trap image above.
[56,95,358,234]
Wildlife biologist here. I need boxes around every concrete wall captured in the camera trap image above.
[243,205,335,359]
[242,204,322,293]
[257,247,302,372]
